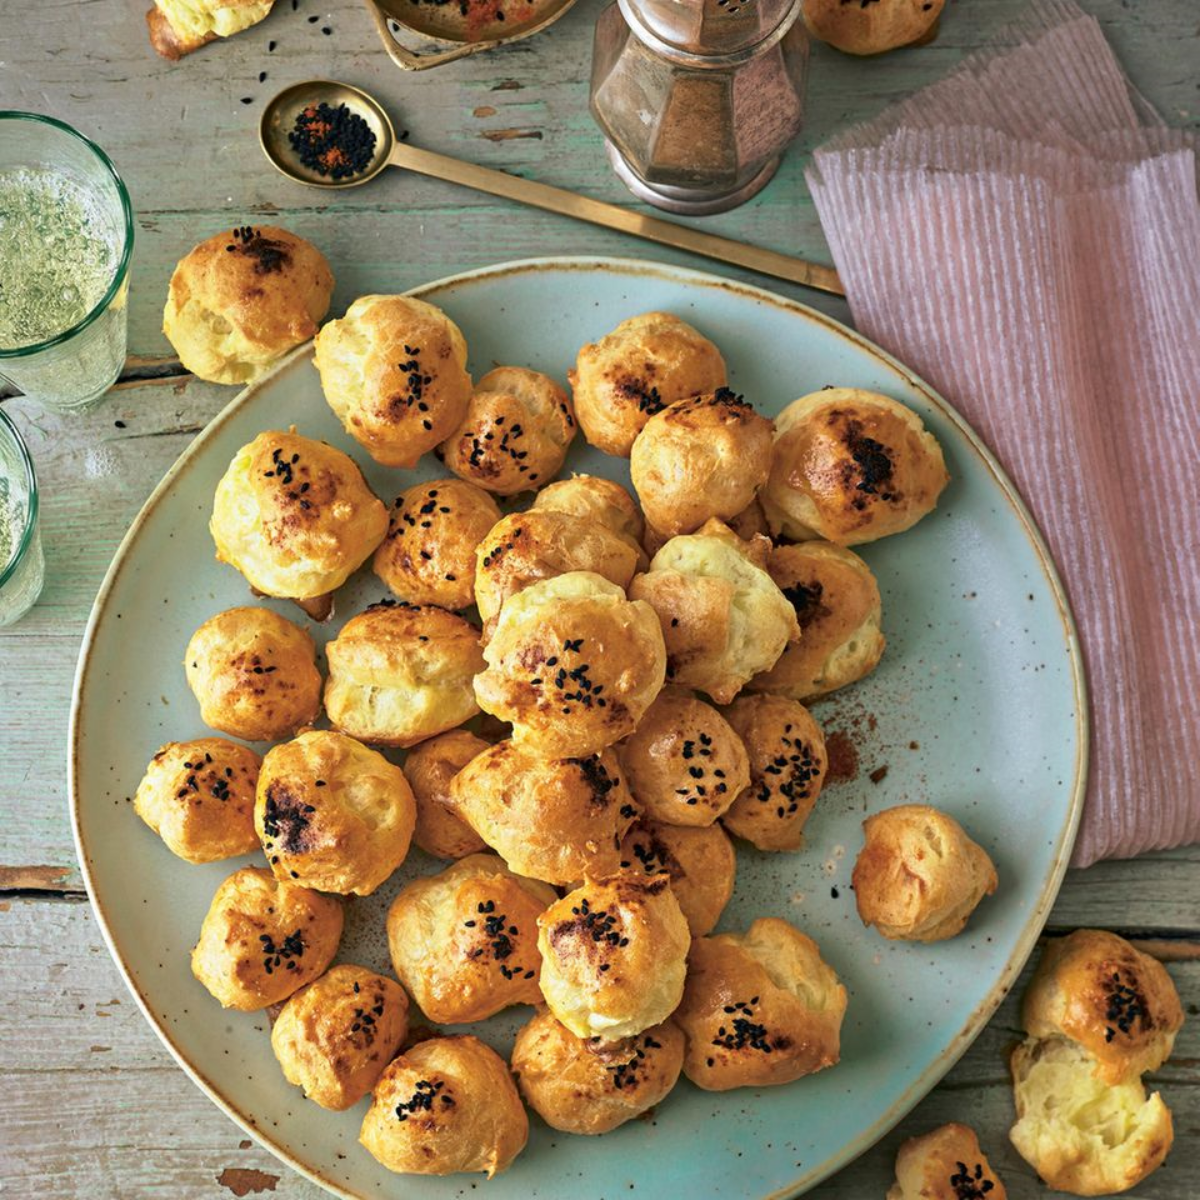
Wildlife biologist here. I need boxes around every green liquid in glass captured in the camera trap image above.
[0,167,119,350]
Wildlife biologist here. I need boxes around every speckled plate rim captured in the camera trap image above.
[68,255,1089,1200]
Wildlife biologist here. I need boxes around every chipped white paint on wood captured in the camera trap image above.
[1,0,1197,1195]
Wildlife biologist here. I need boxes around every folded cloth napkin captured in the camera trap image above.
[806,0,1200,866]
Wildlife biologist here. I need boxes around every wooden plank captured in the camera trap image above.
[1,896,1196,1197]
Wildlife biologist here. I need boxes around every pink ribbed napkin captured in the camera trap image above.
[806,0,1200,866]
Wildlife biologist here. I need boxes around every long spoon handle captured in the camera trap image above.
[388,142,845,298]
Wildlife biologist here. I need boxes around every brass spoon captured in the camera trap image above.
[259,81,845,298]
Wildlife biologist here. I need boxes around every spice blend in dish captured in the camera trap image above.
[288,101,378,180]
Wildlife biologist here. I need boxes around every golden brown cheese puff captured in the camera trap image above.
[449,741,637,886]
[386,854,557,1024]
[511,1009,685,1135]
[618,688,749,826]
[749,541,885,702]
[474,571,666,759]
[570,312,727,457]
[133,737,260,863]
[887,1124,1006,1200]
[1009,1036,1173,1196]
[630,389,774,537]
[163,225,332,383]
[531,474,647,568]
[630,520,798,705]
[359,1035,528,1178]
[439,366,576,496]
[617,819,736,938]
[191,866,343,1010]
[853,804,997,942]
[271,964,409,1111]
[184,606,322,743]
[402,730,489,860]
[720,695,827,852]
[1022,930,1184,1086]
[210,430,388,614]
[473,510,641,635]
[726,495,770,540]
[148,1,273,59]
[802,0,944,56]
[537,874,690,1042]
[676,917,846,1091]
[323,601,483,748]
[762,388,949,545]
[313,295,472,469]
[372,479,500,611]
[256,730,416,896]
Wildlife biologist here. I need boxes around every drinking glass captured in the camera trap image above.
[0,112,134,413]
[0,408,44,626]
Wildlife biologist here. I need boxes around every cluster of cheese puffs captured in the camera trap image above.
[143,226,1183,1192]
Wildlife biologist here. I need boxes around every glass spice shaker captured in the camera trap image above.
[590,0,810,214]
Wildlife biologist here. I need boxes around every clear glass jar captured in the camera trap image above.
[591,0,809,214]
[0,112,134,413]
[0,407,44,626]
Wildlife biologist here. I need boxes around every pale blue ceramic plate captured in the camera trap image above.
[70,259,1087,1199]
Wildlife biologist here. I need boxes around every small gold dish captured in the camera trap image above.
[363,0,579,71]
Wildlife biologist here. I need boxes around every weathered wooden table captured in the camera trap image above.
[2,1,1196,1196]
